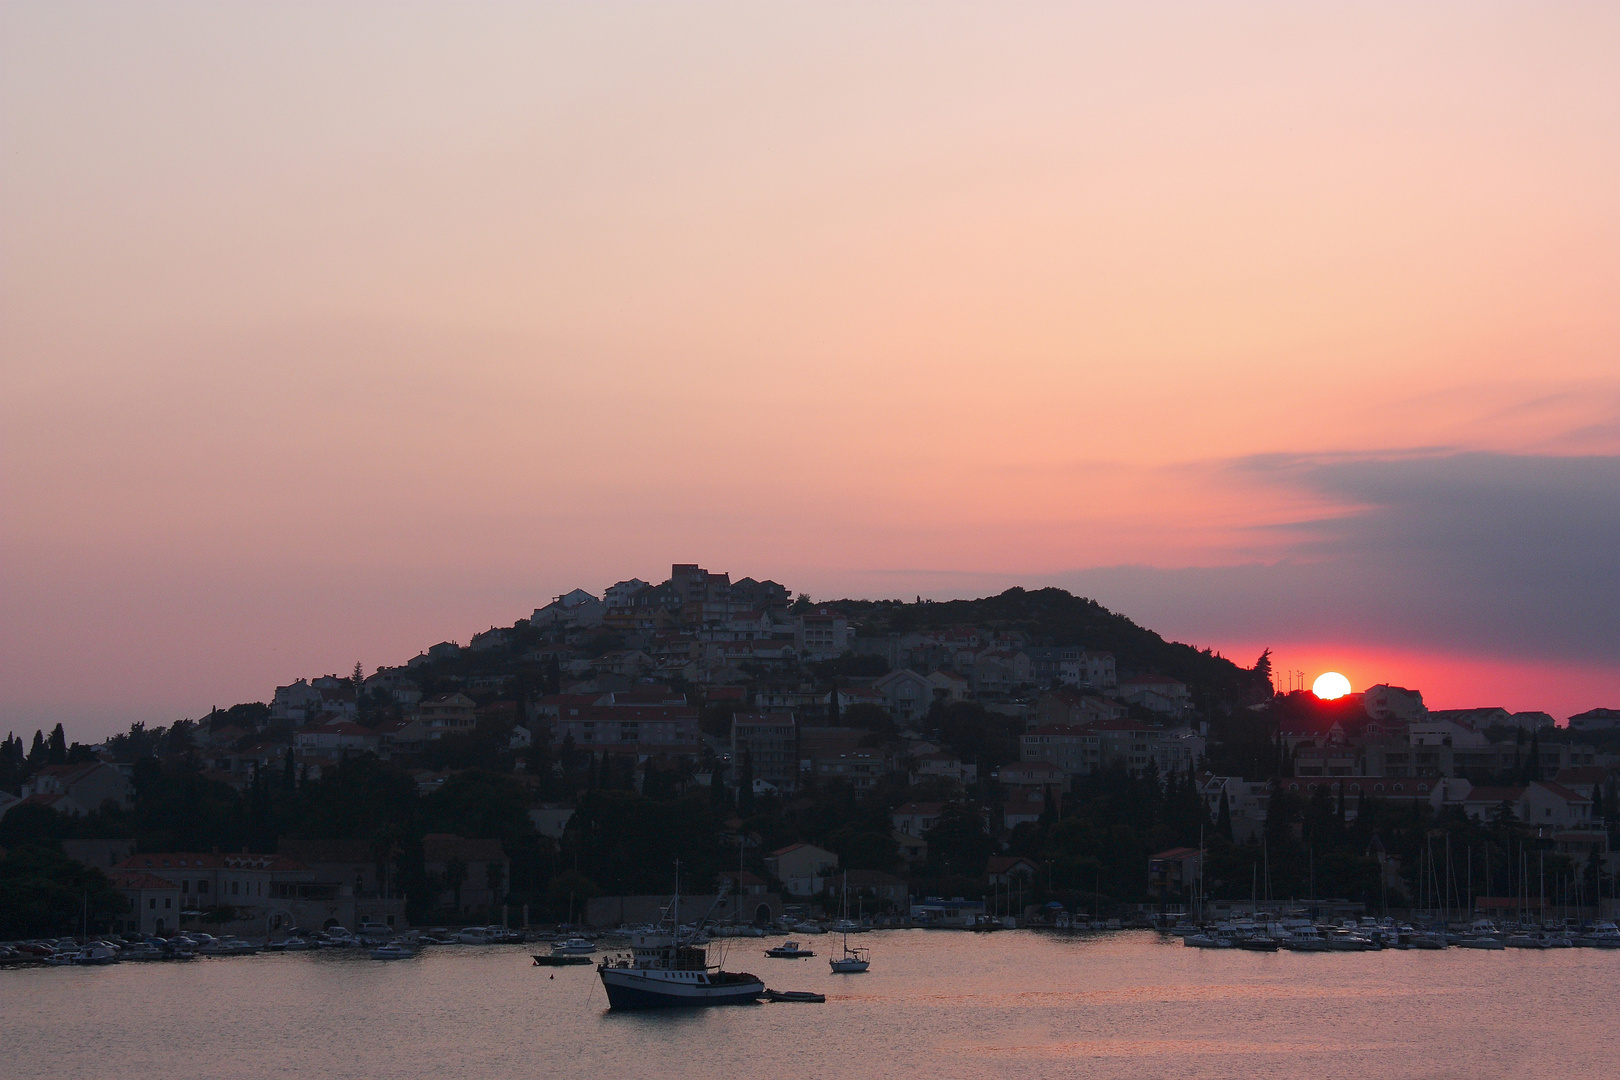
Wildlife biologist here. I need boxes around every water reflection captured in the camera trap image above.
[3,930,1616,1080]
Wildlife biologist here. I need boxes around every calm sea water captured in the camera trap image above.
[6,930,1617,1080]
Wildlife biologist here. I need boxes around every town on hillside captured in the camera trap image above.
[3,563,1618,944]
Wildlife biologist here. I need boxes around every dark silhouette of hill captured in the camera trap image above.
[830,587,1272,713]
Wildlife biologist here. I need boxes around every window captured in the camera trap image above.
[149,898,156,909]
[198,881,209,894]
[165,898,171,909]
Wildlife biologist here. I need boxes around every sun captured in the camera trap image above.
[1312,672,1352,700]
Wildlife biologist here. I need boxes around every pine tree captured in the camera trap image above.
[1521,729,1541,783]
[737,751,755,815]
[1253,648,1274,692]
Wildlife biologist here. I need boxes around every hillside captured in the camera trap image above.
[830,587,1272,713]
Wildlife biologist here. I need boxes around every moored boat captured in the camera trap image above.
[766,940,815,958]
[597,878,764,1009]
[369,942,416,960]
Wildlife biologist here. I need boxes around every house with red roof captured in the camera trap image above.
[764,843,838,896]
[110,871,182,937]
[19,762,132,815]
[986,855,1040,884]
[892,801,945,837]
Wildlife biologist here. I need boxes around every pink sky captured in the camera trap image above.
[3,3,1617,739]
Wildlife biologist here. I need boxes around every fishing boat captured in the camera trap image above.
[596,874,764,1009]
[765,940,815,958]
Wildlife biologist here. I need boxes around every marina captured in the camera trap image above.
[4,927,1617,1080]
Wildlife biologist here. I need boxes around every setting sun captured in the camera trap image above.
[1312,671,1353,699]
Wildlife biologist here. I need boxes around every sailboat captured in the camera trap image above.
[828,878,871,973]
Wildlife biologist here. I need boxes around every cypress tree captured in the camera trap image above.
[1522,729,1541,783]
[1217,789,1233,841]
[737,751,755,815]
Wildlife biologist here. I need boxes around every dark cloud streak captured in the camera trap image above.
[1058,452,1620,665]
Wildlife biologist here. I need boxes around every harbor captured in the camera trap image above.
[4,926,1617,1080]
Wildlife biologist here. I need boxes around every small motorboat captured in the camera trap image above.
[533,953,593,966]
[1282,928,1329,951]
[1455,936,1505,950]
[762,989,825,1003]
[72,943,120,966]
[1505,933,1547,949]
[1184,933,1233,949]
[550,937,597,954]
[765,940,815,958]
[369,942,416,960]
[1236,936,1279,952]
[118,942,163,962]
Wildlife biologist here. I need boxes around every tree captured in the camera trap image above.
[1253,649,1274,694]
[445,857,468,913]
[1521,729,1542,783]
[737,752,754,815]
[424,770,532,850]
[486,859,507,911]
[0,845,129,939]
[923,803,996,880]
[1216,789,1233,841]
[47,723,67,765]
